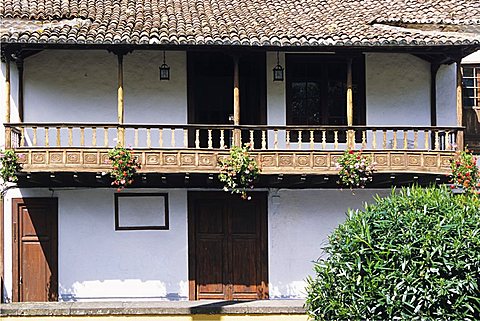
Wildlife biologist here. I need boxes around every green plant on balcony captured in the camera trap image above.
[218,143,260,200]
[0,149,22,185]
[336,149,375,189]
[449,149,479,195]
[108,146,141,192]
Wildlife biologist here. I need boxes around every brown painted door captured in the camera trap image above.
[189,192,268,300]
[12,198,58,302]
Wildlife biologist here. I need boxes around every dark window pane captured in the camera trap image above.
[463,67,473,77]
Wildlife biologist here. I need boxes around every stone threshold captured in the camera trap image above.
[1,300,306,317]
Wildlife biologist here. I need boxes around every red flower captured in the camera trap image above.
[349,150,354,154]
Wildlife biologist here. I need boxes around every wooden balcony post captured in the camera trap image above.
[15,57,24,122]
[233,56,241,147]
[346,58,355,149]
[4,56,11,149]
[456,61,464,150]
[117,53,125,146]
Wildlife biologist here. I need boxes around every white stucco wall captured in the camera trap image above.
[3,187,391,302]
[267,188,390,298]
[366,53,431,126]
[22,50,187,124]
[2,188,189,302]
[462,50,480,64]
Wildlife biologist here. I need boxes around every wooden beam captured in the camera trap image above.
[4,57,11,149]
[117,53,125,146]
[346,58,354,149]
[15,58,24,122]
[430,63,439,126]
[233,56,241,146]
[456,61,464,150]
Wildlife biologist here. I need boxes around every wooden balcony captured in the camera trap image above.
[5,123,462,176]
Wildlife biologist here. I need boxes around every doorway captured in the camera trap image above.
[12,198,58,302]
[188,192,268,300]
[187,52,266,148]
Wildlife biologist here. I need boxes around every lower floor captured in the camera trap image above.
[1,187,390,302]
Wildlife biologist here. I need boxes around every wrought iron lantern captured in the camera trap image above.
[159,51,170,80]
[272,51,284,81]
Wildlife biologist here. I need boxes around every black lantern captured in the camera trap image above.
[272,51,284,81]
[159,51,170,80]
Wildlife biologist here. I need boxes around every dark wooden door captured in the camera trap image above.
[12,198,58,302]
[188,192,268,300]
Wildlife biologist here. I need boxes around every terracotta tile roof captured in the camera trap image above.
[1,0,479,47]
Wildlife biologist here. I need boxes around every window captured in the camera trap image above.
[286,55,366,126]
[115,193,169,231]
[463,65,480,108]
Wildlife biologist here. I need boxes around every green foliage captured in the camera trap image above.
[305,186,480,321]
[108,146,141,191]
[0,149,22,183]
[218,143,260,200]
[336,149,376,189]
[450,149,479,195]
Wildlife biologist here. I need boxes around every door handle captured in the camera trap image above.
[19,276,23,285]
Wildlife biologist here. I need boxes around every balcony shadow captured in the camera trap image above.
[189,300,253,315]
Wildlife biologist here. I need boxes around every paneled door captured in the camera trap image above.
[188,192,268,300]
[12,198,58,302]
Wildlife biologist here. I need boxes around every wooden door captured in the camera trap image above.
[188,192,268,300]
[12,198,58,302]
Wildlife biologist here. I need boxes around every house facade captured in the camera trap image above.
[0,0,479,303]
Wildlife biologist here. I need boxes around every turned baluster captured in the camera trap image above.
[310,130,314,150]
[220,129,225,149]
[56,127,61,147]
[103,127,109,147]
[159,128,164,148]
[195,129,200,149]
[92,127,97,147]
[372,130,377,150]
[134,128,139,148]
[262,130,267,150]
[68,127,73,147]
[80,127,85,147]
[32,127,37,146]
[424,131,429,150]
[298,130,303,149]
[208,129,213,149]
[274,129,278,150]
[362,131,367,149]
[403,130,408,150]
[434,131,440,151]
[392,130,397,150]
[413,130,418,149]
[147,128,152,148]
[382,130,387,149]
[183,129,188,148]
[286,130,291,149]
[322,131,326,150]
[20,127,25,147]
[249,130,255,149]
[334,131,338,150]
[45,127,50,147]
[171,128,176,148]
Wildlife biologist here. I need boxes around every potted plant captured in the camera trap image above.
[218,143,260,200]
[108,146,141,192]
[336,149,376,189]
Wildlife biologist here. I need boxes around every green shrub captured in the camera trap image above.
[305,186,480,321]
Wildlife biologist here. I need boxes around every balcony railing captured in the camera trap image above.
[4,123,462,175]
[6,123,462,151]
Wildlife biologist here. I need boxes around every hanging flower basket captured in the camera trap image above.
[336,149,376,189]
[0,149,22,184]
[218,143,261,200]
[449,149,479,195]
[108,146,141,192]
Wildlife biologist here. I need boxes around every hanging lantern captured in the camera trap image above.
[273,51,284,81]
[159,51,170,80]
